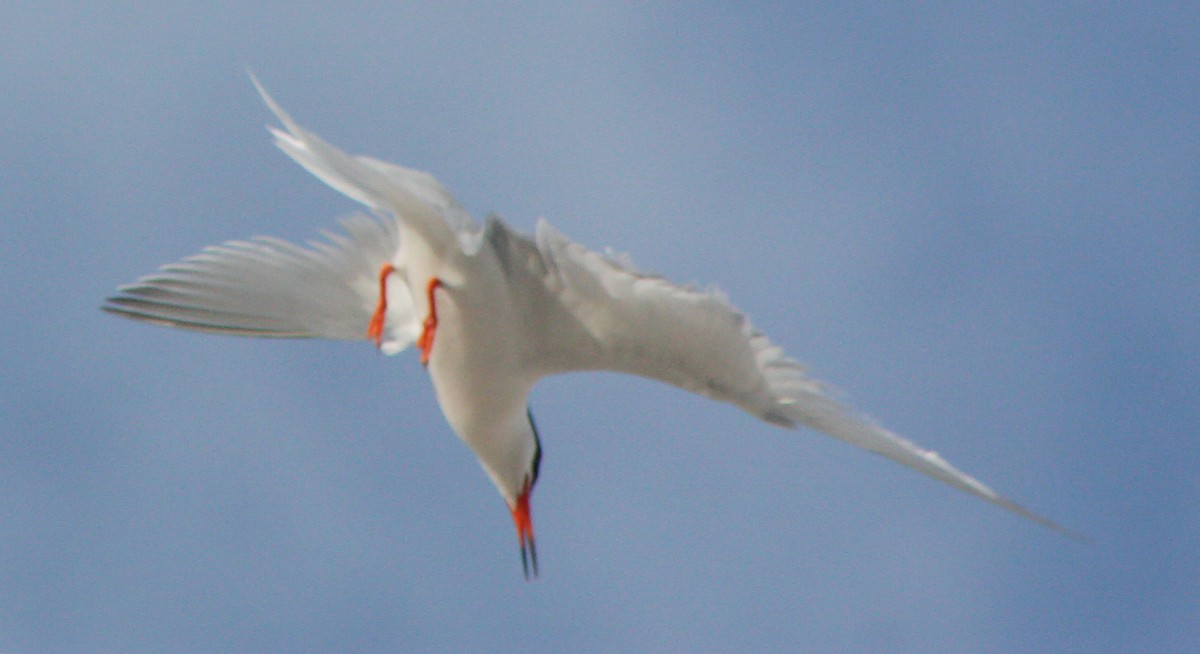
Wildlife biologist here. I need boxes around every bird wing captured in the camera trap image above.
[105,77,488,355]
[104,213,419,354]
[528,219,1077,537]
[251,75,476,246]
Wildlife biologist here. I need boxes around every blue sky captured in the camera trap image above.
[3,3,1197,652]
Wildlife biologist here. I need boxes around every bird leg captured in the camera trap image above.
[511,477,538,580]
[416,277,442,366]
[367,263,396,348]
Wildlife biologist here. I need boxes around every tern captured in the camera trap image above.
[105,78,1075,578]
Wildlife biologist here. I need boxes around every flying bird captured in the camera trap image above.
[104,77,1075,578]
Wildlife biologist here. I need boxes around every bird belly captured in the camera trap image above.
[422,271,539,495]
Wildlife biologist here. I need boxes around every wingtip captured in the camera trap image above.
[245,66,262,91]
[246,68,271,108]
[246,70,300,138]
[1020,504,1090,544]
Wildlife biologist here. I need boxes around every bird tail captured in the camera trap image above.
[250,74,475,248]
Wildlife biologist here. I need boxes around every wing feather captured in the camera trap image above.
[105,214,418,354]
[251,75,474,245]
[532,220,1078,538]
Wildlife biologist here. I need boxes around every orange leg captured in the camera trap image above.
[416,277,442,366]
[367,263,396,348]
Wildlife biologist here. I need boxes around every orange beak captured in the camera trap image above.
[510,480,537,579]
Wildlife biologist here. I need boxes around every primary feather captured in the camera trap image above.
[105,76,1080,553]
[104,214,417,353]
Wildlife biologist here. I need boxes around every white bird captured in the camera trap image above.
[105,78,1076,578]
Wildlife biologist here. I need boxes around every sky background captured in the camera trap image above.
[2,3,1198,652]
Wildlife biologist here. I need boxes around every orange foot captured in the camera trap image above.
[367,263,397,348]
[416,277,442,366]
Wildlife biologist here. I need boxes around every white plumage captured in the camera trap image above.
[105,77,1076,578]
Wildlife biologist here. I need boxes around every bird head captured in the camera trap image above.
[472,407,542,580]
[510,409,542,579]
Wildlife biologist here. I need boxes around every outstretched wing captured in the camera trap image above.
[104,213,418,354]
[531,219,1078,538]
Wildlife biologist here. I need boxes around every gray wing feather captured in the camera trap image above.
[531,219,1079,538]
[105,214,417,352]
